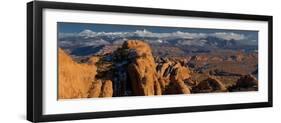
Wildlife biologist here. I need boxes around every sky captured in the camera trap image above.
[58,22,257,34]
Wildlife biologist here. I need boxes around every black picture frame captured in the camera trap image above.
[27,1,273,122]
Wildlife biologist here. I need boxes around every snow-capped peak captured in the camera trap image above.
[78,29,96,37]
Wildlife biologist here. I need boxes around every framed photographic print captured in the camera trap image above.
[27,1,273,122]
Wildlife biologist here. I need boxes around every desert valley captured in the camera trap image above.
[59,40,258,99]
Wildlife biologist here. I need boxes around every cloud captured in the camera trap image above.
[78,29,96,37]
[59,29,247,41]
[209,32,246,41]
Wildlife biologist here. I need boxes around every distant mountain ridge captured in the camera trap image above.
[59,29,258,57]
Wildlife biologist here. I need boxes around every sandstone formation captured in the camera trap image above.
[229,74,258,91]
[192,77,227,93]
[100,80,113,97]
[58,39,258,99]
[156,59,193,94]
[123,40,162,96]
[59,49,113,99]
[88,79,114,98]
[236,74,258,88]
[88,56,100,65]
[88,80,102,98]
[169,65,191,94]
[58,48,97,99]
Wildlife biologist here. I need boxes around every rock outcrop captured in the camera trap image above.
[192,77,227,93]
[59,48,113,99]
[88,80,102,98]
[236,74,258,87]
[229,74,258,91]
[58,49,97,99]
[156,59,193,94]
[100,80,113,97]
[58,39,258,99]
[88,79,114,98]
[123,40,162,96]
[169,65,191,94]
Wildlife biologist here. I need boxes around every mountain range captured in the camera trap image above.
[59,29,258,57]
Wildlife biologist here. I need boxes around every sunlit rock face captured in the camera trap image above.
[121,40,162,96]
[58,48,97,99]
